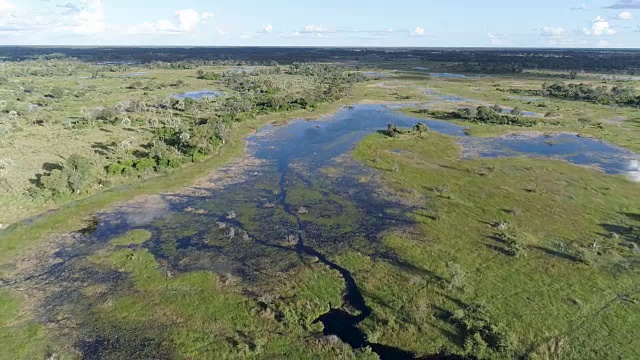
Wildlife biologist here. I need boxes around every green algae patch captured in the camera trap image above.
[109,229,153,247]
[0,290,72,359]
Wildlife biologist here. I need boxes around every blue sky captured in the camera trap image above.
[1,0,640,47]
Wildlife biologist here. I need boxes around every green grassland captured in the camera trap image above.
[352,131,639,358]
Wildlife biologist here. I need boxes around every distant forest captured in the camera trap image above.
[1,47,640,74]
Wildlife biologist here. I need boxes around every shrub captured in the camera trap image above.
[39,169,70,196]
[497,231,526,257]
[96,107,118,122]
[134,157,157,172]
[446,262,467,291]
[65,154,93,193]
[450,302,514,357]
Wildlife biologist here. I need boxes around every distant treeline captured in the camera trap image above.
[1,47,640,73]
[507,82,640,107]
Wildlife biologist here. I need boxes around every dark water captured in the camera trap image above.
[7,104,636,359]
[171,90,222,100]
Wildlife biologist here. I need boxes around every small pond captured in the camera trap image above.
[430,73,480,79]
[116,72,146,78]
[500,107,541,117]
[437,95,483,103]
[460,133,636,174]
[507,95,543,102]
[171,90,223,100]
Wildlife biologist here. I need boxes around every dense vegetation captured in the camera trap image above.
[2,47,640,74]
[506,82,640,107]
[417,105,539,127]
[0,60,365,204]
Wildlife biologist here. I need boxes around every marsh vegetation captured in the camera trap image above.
[0,48,639,359]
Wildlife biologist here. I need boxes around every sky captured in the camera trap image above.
[1,0,640,47]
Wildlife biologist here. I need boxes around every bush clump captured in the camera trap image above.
[34,154,95,197]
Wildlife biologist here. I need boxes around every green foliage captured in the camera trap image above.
[459,105,538,127]
[38,169,70,196]
[496,231,526,257]
[413,122,429,135]
[513,82,640,107]
[134,157,156,173]
[446,262,467,291]
[451,303,514,358]
[35,154,94,197]
[107,163,127,175]
[109,229,153,246]
[96,107,118,123]
[65,154,93,193]
[196,69,219,80]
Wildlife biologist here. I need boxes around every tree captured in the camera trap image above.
[578,117,593,128]
[0,158,14,191]
[446,262,467,291]
[510,107,522,119]
[414,122,429,136]
[386,123,398,137]
[64,154,93,194]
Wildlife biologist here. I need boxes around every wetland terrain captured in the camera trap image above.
[0,48,639,359]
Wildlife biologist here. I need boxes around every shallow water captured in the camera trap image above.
[171,90,222,100]
[9,104,637,359]
[461,133,636,174]
[430,73,479,79]
[437,95,483,103]
[116,72,146,78]
[507,95,543,102]
[500,107,541,117]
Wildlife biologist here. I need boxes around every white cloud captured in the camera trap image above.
[263,24,273,33]
[240,31,252,39]
[571,4,588,11]
[541,26,568,36]
[126,9,213,35]
[488,33,509,46]
[582,17,616,36]
[200,12,214,22]
[411,27,425,36]
[617,11,633,20]
[126,20,178,35]
[300,24,335,34]
[292,31,301,37]
[59,0,105,34]
[0,0,17,17]
[596,39,609,47]
[215,26,227,35]
[175,9,200,33]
